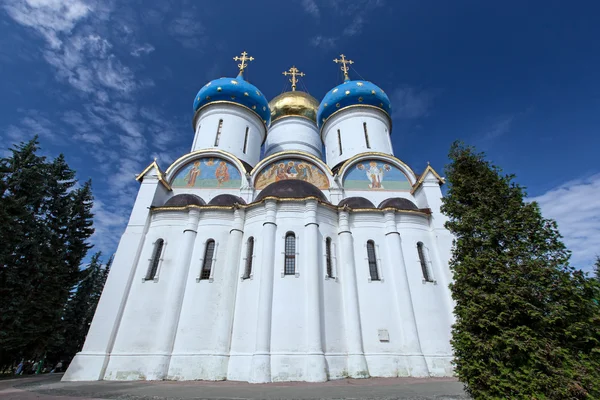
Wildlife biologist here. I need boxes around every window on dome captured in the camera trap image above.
[337,129,343,155]
[145,238,164,281]
[243,126,249,154]
[243,237,254,279]
[200,240,215,280]
[284,232,296,275]
[367,240,379,281]
[417,242,433,282]
[363,122,371,149]
[214,119,223,147]
[325,237,334,278]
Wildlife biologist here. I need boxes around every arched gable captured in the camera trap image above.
[165,150,246,189]
[250,151,334,190]
[338,153,416,192]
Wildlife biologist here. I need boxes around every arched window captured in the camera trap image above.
[145,238,164,281]
[337,129,343,155]
[325,237,333,278]
[243,237,254,279]
[367,240,379,281]
[284,232,296,275]
[243,126,249,154]
[417,242,432,282]
[363,122,371,149]
[200,239,215,280]
[214,119,223,146]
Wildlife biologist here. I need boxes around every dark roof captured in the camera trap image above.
[208,194,246,206]
[338,197,375,209]
[378,197,418,210]
[163,194,206,207]
[255,180,328,202]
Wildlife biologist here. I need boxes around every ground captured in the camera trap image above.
[0,373,468,399]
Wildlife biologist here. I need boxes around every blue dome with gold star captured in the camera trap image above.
[317,80,391,128]
[193,74,271,126]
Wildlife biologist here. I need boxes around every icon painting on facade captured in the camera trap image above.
[343,160,411,190]
[255,159,329,189]
[171,158,242,188]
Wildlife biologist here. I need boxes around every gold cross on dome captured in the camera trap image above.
[233,51,254,74]
[282,65,305,91]
[333,54,354,81]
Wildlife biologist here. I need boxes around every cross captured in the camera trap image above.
[233,51,254,74]
[333,54,354,81]
[282,66,305,91]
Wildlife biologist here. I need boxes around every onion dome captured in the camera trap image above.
[317,80,391,128]
[338,197,375,209]
[255,180,328,202]
[378,197,418,210]
[163,194,206,207]
[208,194,246,206]
[269,91,319,124]
[193,74,270,126]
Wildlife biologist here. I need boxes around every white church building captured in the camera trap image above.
[63,52,455,383]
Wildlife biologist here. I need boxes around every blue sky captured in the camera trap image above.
[1,0,599,271]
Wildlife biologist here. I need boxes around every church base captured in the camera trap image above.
[62,352,108,381]
[304,353,328,382]
[167,354,229,381]
[103,354,170,381]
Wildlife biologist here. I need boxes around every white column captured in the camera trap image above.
[303,200,328,381]
[157,209,200,379]
[250,200,277,383]
[213,207,246,379]
[337,210,369,378]
[383,211,429,376]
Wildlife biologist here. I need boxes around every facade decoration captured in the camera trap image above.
[171,157,241,189]
[254,159,329,189]
[343,160,411,191]
[63,52,455,385]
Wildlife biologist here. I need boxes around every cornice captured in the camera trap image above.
[251,150,333,176]
[336,152,417,184]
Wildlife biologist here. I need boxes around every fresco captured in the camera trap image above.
[171,158,242,188]
[255,159,329,189]
[343,160,411,191]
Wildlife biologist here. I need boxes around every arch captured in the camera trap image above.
[255,180,328,202]
[163,194,206,207]
[208,194,246,206]
[250,151,334,189]
[338,197,376,209]
[378,197,418,210]
[169,156,243,189]
[165,149,248,183]
[336,152,417,185]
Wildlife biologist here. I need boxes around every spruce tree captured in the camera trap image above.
[441,142,600,399]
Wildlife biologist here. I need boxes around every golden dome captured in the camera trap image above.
[269,91,319,124]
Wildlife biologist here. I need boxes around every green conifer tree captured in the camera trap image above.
[441,142,600,399]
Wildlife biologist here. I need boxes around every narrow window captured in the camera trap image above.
[363,122,371,149]
[417,242,432,282]
[284,233,296,275]
[243,126,249,154]
[325,237,333,278]
[367,240,379,281]
[145,239,164,280]
[243,237,254,279]
[214,119,223,146]
[337,129,343,155]
[200,240,215,280]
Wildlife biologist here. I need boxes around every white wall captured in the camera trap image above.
[192,104,265,167]
[322,108,392,168]
[264,117,323,159]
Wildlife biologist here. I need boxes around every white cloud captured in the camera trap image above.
[301,0,320,18]
[3,0,92,48]
[391,87,436,119]
[343,15,364,36]
[483,115,514,141]
[311,35,337,49]
[168,13,204,49]
[130,43,155,57]
[530,174,600,271]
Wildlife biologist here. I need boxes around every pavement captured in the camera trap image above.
[0,373,469,400]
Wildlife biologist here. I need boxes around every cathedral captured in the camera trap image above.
[63,52,455,383]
